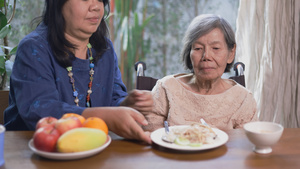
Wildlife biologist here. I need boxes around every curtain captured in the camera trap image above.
[235,0,300,128]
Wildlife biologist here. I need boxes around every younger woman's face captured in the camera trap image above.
[62,0,105,40]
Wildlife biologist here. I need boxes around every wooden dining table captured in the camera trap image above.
[1,128,300,169]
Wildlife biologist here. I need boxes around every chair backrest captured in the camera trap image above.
[135,61,158,90]
[229,62,246,87]
[0,90,9,124]
[135,61,246,91]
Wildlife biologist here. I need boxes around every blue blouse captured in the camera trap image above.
[4,24,127,130]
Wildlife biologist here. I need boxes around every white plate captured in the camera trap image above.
[28,135,111,160]
[151,125,228,151]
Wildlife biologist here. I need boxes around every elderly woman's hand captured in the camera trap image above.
[120,89,153,112]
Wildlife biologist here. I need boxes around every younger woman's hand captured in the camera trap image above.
[82,106,152,144]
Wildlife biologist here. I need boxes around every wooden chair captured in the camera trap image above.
[0,90,9,124]
[135,61,246,91]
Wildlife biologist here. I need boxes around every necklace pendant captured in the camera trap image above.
[66,66,72,72]
[73,91,78,97]
[70,77,75,83]
[89,69,95,75]
[74,98,79,104]
[89,63,95,68]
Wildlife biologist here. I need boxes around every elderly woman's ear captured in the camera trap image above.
[227,44,236,64]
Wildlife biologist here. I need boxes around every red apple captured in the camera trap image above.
[55,116,82,135]
[36,116,58,130]
[33,126,61,152]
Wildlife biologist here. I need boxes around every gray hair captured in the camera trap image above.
[181,14,236,72]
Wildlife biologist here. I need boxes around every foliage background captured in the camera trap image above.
[1,0,239,91]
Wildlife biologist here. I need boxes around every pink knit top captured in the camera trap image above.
[142,74,258,132]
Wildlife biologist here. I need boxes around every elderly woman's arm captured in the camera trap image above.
[233,91,258,129]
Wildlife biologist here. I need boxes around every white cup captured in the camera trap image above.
[0,125,5,166]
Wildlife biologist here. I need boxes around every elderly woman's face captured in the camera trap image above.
[62,0,104,39]
[190,28,235,82]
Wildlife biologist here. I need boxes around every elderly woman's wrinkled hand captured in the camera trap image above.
[121,89,153,112]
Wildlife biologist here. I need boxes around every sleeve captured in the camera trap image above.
[108,40,128,106]
[142,79,169,131]
[10,38,85,130]
[233,91,258,129]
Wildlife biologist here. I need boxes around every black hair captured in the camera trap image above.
[42,0,111,67]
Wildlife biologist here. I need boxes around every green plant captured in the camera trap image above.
[0,0,17,89]
[112,0,154,90]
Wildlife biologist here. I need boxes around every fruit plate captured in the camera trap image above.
[151,125,228,151]
[28,135,111,160]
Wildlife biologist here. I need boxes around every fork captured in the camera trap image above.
[161,121,174,143]
[200,118,217,139]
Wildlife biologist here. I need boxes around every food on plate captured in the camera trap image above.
[57,127,107,153]
[55,116,82,135]
[35,116,58,130]
[61,113,86,124]
[171,123,217,147]
[33,125,61,152]
[83,117,108,134]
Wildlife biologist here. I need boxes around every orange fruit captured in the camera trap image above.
[83,117,108,135]
[61,113,86,124]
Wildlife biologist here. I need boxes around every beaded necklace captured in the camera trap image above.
[66,43,94,107]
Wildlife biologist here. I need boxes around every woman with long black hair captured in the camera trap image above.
[4,0,152,144]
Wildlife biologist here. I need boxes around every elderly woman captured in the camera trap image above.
[4,0,152,143]
[142,14,257,132]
